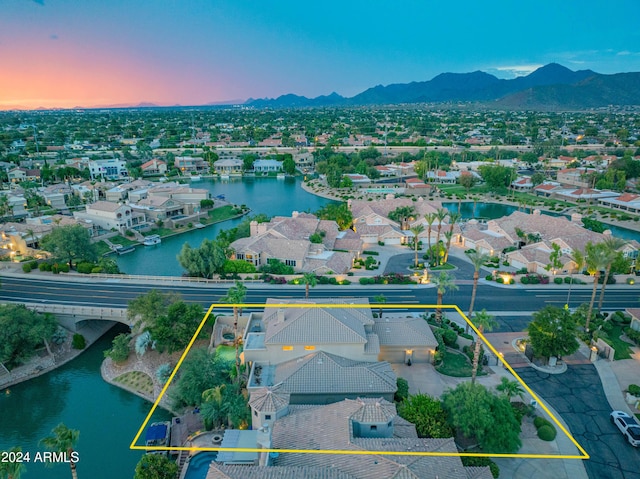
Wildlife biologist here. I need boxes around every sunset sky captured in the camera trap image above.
[2,0,639,110]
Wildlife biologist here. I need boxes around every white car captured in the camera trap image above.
[610,411,640,447]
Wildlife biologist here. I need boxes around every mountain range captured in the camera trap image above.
[245,63,640,110]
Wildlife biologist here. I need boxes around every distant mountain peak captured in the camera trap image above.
[245,63,638,110]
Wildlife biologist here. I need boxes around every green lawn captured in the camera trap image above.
[208,205,240,222]
[436,350,484,377]
[600,324,634,360]
[430,263,455,271]
[110,235,139,247]
[95,241,112,256]
[145,227,174,237]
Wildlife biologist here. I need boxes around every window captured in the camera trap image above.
[304,345,315,351]
[282,345,293,351]
[285,259,296,266]
[265,415,271,420]
[370,425,377,431]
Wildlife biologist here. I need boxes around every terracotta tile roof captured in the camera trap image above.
[248,385,290,412]
[270,351,397,395]
[617,193,640,203]
[263,298,373,345]
[206,465,357,479]
[373,317,438,347]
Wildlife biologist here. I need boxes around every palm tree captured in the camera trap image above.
[585,242,609,332]
[221,281,247,381]
[466,250,490,332]
[0,447,27,479]
[40,423,79,479]
[424,213,436,266]
[374,294,386,318]
[433,272,458,324]
[302,272,317,299]
[496,376,525,402]
[443,212,461,264]
[470,309,497,384]
[434,208,449,260]
[201,385,227,429]
[207,313,220,353]
[597,237,627,311]
[565,249,585,310]
[410,224,425,268]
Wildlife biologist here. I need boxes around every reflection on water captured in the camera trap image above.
[117,177,335,276]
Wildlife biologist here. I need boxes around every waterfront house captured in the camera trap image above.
[205,396,492,478]
[140,158,167,176]
[253,159,282,173]
[213,158,243,175]
[174,156,208,174]
[556,167,596,188]
[598,193,640,215]
[88,158,128,181]
[74,201,144,234]
[230,212,360,274]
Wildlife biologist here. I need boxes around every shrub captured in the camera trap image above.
[461,457,500,479]
[628,384,640,396]
[554,277,563,284]
[76,262,95,274]
[394,378,409,403]
[72,333,86,350]
[22,263,32,273]
[441,329,458,347]
[563,276,572,284]
[359,277,375,285]
[485,274,494,281]
[362,250,379,256]
[537,424,557,441]
[496,277,504,284]
[51,327,67,345]
[627,277,636,285]
[520,276,529,284]
[59,264,70,273]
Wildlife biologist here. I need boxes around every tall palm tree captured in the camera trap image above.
[434,208,449,261]
[444,212,461,263]
[0,447,27,479]
[496,376,525,402]
[470,309,497,384]
[40,423,80,479]
[424,213,437,266]
[374,294,386,318]
[221,281,247,381]
[433,272,458,324]
[201,385,227,429]
[585,242,609,332]
[597,237,627,311]
[565,249,585,310]
[442,230,454,264]
[410,224,425,268]
[207,313,221,353]
[466,250,490,332]
[302,272,317,299]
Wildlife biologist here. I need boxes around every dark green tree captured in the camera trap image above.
[177,239,227,278]
[442,383,521,453]
[134,454,178,479]
[41,224,98,269]
[315,203,352,230]
[0,304,57,369]
[397,394,453,438]
[527,306,579,361]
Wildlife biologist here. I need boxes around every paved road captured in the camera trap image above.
[516,364,640,479]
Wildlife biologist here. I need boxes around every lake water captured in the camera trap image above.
[116,177,335,276]
[0,324,171,479]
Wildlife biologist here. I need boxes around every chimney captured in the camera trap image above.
[276,308,285,323]
[532,209,541,216]
[250,220,258,236]
[570,213,583,224]
[292,211,299,218]
[257,425,272,467]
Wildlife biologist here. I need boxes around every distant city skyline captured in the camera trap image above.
[1,0,639,110]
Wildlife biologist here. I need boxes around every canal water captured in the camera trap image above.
[0,324,171,479]
[442,201,640,241]
[116,177,335,276]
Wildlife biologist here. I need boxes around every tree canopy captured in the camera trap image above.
[527,306,579,360]
[442,382,521,453]
[397,394,453,438]
[0,304,57,369]
[134,454,178,479]
[315,202,353,230]
[177,238,227,278]
[478,164,515,193]
[172,348,233,408]
[41,224,98,269]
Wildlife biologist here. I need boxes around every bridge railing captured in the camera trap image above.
[23,302,128,319]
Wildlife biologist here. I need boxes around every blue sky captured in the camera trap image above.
[1,0,639,108]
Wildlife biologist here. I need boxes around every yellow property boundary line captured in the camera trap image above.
[130,303,589,460]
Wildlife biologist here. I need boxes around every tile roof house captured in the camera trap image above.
[230,212,360,274]
[598,192,640,215]
[73,200,143,234]
[204,398,492,479]
[459,210,636,274]
[348,197,442,245]
[140,158,167,176]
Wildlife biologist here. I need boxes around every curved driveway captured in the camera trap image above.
[515,364,640,479]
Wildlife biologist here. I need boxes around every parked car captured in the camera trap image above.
[610,411,640,447]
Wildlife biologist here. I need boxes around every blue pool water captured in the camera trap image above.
[184,452,218,479]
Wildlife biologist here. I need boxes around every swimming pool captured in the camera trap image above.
[183,452,218,479]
